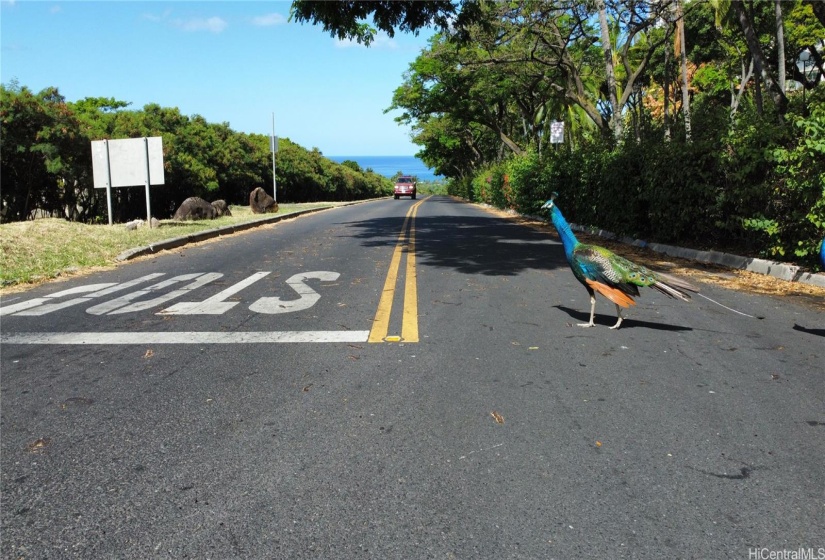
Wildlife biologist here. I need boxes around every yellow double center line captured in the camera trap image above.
[369,198,426,343]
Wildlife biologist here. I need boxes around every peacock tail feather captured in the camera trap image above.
[585,279,637,308]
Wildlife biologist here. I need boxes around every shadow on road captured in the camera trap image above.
[553,305,694,332]
[339,196,568,276]
[792,323,825,337]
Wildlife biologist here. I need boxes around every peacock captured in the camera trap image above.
[820,237,825,268]
[541,193,699,329]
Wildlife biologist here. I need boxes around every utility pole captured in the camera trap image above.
[271,112,278,203]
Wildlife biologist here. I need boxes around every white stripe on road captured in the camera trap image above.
[1,331,371,345]
[160,272,271,315]
[1,275,165,316]
[86,273,223,315]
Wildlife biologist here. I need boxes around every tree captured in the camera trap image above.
[596,0,622,141]
[0,83,89,222]
[803,0,825,28]
[731,0,789,114]
[388,28,532,162]
[389,0,680,151]
[776,0,786,93]
[289,0,477,45]
[674,0,693,141]
[785,2,825,93]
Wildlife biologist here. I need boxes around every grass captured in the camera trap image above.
[0,203,337,291]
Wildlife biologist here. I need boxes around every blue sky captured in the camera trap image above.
[1,1,435,156]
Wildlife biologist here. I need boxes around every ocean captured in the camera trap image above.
[328,155,442,182]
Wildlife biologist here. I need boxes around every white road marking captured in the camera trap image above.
[160,271,271,315]
[249,271,340,314]
[86,273,223,315]
[1,271,358,346]
[1,275,164,316]
[1,331,370,344]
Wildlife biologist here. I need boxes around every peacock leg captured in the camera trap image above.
[609,304,623,329]
[578,295,597,328]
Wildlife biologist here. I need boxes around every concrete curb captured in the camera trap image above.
[562,219,825,289]
[115,204,351,262]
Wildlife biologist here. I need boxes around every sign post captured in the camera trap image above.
[91,137,164,226]
[102,139,114,225]
[143,138,152,226]
[271,113,278,204]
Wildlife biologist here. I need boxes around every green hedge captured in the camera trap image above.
[461,103,825,271]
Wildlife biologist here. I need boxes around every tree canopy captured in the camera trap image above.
[290,0,482,45]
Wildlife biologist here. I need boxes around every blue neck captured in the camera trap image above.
[550,205,579,258]
[820,237,825,268]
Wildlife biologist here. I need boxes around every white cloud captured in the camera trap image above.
[251,13,286,27]
[141,10,226,33]
[142,12,164,23]
[178,16,228,33]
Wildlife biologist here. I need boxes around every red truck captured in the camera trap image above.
[393,176,417,200]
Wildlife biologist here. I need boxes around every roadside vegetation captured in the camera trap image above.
[410,179,449,197]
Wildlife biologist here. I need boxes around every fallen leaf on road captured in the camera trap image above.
[491,411,505,424]
[595,441,603,448]
[27,438,51,453]
[144,349,154,359]
[60,397,94,409]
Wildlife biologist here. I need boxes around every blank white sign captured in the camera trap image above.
[92,137,165,189]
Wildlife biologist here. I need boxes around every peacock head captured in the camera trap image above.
[540,192,558,211]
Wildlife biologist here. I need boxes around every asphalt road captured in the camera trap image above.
[1,196,823,559]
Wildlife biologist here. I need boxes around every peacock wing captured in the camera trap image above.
[573,245,649,292]
[574,244,697,304]
[603,251,661,288]
[572,245,638,307]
